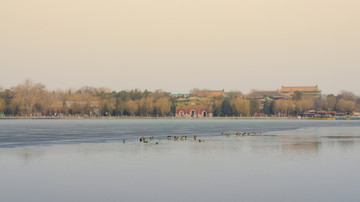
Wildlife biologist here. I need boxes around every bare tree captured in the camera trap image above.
[336,99,355,114]
[274,100,296,116]
[338,91,358,101]
[295,99,314,115]
[230,98,250,116]
[138,97,154,116]
[9,79,46,116]
[0,98,5,112]
[125,100,139,116]
[155,97,171,116]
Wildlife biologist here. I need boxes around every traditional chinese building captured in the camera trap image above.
[194,90,225,97]
[245,90,290,113]
[175,97,212,117]
[170,93,190,98]
[245,90,290,100]
[280,85,322,97]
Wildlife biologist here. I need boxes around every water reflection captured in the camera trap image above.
[19,148,45,163]
[281,142,321,154]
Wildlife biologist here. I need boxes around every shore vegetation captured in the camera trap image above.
[1,80,360,118]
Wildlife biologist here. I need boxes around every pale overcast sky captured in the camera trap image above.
[1,0,359,94]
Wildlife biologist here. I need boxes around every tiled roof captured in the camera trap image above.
[245,90,290,99]
[281,86,319,92]
[195,90,224,97]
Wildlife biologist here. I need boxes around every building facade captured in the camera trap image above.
[245,90,290,100]
[280,86,322,97]
[244,90,290,114]
[175,97,212,117]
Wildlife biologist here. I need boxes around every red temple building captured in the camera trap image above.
[175,97,212,117]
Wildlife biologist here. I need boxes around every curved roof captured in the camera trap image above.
[195,90,224,97]
[245,90,290,99]
[281,86,320,92]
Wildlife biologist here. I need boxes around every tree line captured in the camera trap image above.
[209,91,360,117]
[0,80,174,117]
[208,92,360,117]
[1,80,360,117]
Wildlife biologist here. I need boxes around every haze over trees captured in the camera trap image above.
[0,80,360,117]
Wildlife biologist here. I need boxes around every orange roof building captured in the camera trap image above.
[245,90,290,100]
[195,90,224,97]
[280,85,321,97]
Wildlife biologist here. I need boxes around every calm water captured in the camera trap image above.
[1,119,360,202]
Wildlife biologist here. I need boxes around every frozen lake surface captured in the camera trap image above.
[1,119,360,201]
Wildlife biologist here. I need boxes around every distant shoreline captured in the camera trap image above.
[0,116,302,120]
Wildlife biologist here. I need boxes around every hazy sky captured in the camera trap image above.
[1,0,359,94]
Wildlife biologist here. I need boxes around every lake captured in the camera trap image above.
[1,119,360,202]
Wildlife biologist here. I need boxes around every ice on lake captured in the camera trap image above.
[1,119,360,202]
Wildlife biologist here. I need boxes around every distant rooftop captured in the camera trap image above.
[195,90,224,97]
[281,86,320,92]
[245,90,290,100]
[170,93,190,97]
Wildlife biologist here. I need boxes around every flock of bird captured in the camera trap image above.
[136,135,202,144]
[221,131,262,137]
[122,131,262,144]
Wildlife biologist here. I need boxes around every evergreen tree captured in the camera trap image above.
[250,100,259,116]
[263,101,270,115]
[270,101,275,115]
[221,98,232,116]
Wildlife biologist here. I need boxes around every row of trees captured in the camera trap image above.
[206,97,313,117]
[1,80,360,117]
[0,80,174,117]
[216,92,360,117]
